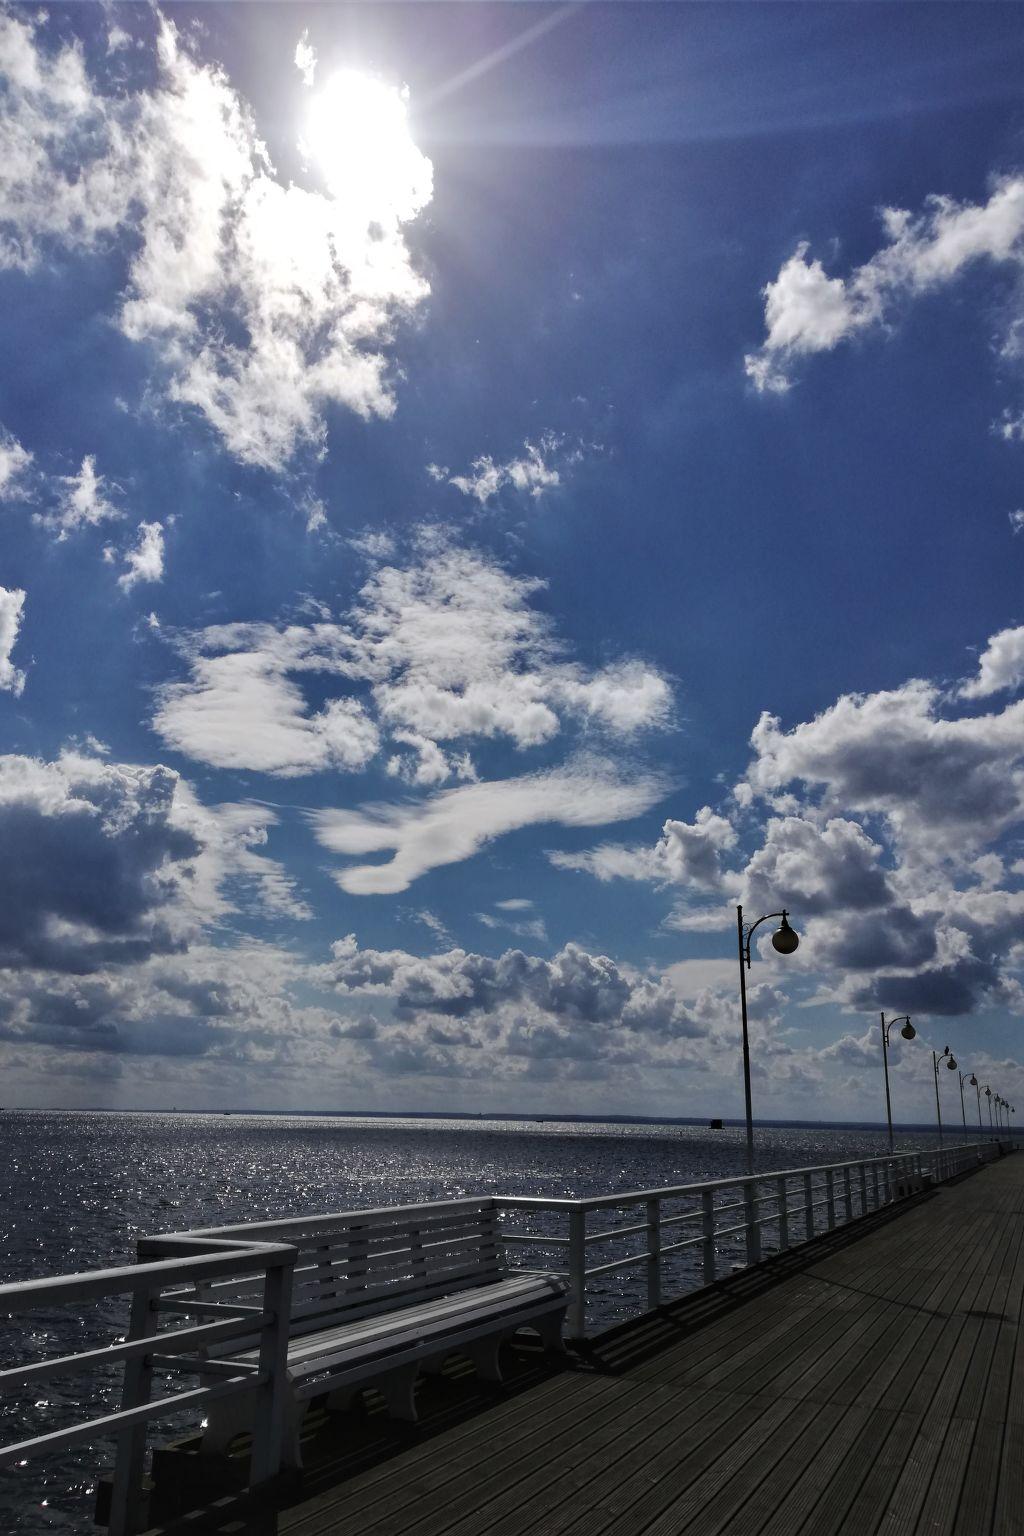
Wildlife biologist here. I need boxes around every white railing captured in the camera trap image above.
[0,1234,296,1536]
[497,1140,1001,1338]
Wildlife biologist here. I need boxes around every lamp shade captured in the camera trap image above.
[970,1074,978,1086]
[900,1020,916,1040]
[948,1056,957,1070]
[771,914,799,956]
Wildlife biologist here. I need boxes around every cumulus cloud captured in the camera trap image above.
[0,11,432,468]
[958,624,1024,699]
[321,934,708,1055]
[746,176,1024,391]
[444,433,573,505]
[118,521,165,590]
[0,750,306,973]
[746,680,1024,860]
[0,586,27,696]
[551,806,737,891]
[154,538,673,781]
[0,425,32,499]
[312,758,669,894]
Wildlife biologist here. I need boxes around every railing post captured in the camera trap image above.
[646,1198,661,1312]
[701,1190,716,1284]
[825,1169,836,1229]
[776,1177,789,1251]
[744,1179,761,1266]
[567,1207,587,1340]
[108,1280,157,1536]
[843,1167,853,1223]
[859,1163,868,1217]
[250,1250,296,1487]
[803,1173,814,1239]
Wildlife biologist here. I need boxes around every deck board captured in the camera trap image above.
[146,1150,1024,1536]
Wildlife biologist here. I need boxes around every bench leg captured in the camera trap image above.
[326,1383,364,1413]
[467,1334,506,1384]
[201,1387,255,1457]
[533,1309,568,1356]
[382,1365,420,1422]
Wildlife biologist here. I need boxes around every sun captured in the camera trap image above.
[302,68,432,224]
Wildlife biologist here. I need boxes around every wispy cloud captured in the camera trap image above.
[311,757,670,894]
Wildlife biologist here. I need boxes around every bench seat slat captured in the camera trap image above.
[287,1293,565,1387]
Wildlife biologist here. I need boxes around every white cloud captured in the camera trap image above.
[294,30,316,88]
[445,433,572,505]
[33,455,122,539]
[320,934,707,1049]
[0,13,433,469]
[312,757,669,894]
[746,177,1024,391]
[1010,509,1024,535]
[746,680,1024,860]
[551,806,737,891]
[0,586,26,696]
[154,625,380,777]
[118,521,164,591]
[958,625,1024,699]
[476,908,548,943]
[154,537,673,780]
[0,426,31,499]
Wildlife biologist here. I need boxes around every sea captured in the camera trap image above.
[0,1108,975,1533]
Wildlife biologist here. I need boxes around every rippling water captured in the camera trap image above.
[0,1109,961,1533]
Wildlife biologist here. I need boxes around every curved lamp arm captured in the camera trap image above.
[741,910,792,969]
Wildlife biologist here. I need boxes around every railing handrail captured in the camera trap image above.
[158,1194,498,1245]
[495,1141,995,1213]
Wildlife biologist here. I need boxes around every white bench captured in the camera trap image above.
[146,1198,567,1468]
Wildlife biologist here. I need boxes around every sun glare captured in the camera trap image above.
[303,69,432,223]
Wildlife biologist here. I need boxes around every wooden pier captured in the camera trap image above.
[142,1149,1024,1536]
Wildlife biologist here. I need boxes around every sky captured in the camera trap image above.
[4,2,1024,1126]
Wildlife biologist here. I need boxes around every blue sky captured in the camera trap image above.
[4,2,1024,1125]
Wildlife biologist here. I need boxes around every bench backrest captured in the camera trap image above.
[152,1198,507,1340]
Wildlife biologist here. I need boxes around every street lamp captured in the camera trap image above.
[880,1014,915,1154]
[969,1072,982,1132]
[985,1084,993,1135]
[932,1046,957,1145]
[736,906,800,1173]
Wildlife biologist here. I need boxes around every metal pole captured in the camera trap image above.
[881,1013,895,1155]
[959,1074,967,1136]
[737,905,755,1175]
[976,1081,983,1131]
[933,1051,943,1145]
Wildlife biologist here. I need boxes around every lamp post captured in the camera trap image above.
[957,1070,971,1136]
[985,1085,993,1135]
[970,1072,981,1132]
[932,1046,957,1145]
[881,1014,915,1154]
[736,905,799,1174]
